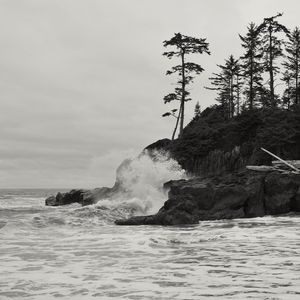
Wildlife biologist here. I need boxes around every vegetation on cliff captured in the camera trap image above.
[157,13,300,174]
[169,106,300,173]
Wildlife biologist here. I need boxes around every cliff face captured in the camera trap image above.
[183,147,247,176]
[115,171,300,225]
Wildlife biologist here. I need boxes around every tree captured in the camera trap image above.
[281,71,293,109]
[239,22,264,109]
[235,63,243,115]
[194,101,201,118]
[206,55,242,118]
[163,33,210,139]
[283,27,300,106]
[257,13,290,107]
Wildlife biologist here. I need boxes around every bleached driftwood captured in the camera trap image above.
[261,148,300,173]
[246,165,276,172]
[272,160,300,168]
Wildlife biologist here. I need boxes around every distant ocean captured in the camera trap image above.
[1,153,300,300]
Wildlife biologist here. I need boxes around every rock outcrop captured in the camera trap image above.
[45,187,115,206]
[45,157,132,207]
[115,171,300,225]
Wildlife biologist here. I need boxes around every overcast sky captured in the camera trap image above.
[1,0,300,188]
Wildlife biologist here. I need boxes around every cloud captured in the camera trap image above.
[0,0,299,188]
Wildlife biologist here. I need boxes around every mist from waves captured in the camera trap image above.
[0,151,186,229]
[96,150,186,216]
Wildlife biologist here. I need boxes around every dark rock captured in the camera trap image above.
[291,187,300,211]
[45,186,117,207]
[45,196,57,206]
[163,179,186,191]
[243,174,265,217]
[45,189,88,206]
[144,138,171,153]
[264,173,300,215]
[115,171,300,226]
[115,210,199,226]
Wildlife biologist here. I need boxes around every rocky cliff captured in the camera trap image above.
[115,171,300,225]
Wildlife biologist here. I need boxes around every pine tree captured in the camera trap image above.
[163,33,210,138]
[283,27,300,106]
[281,71,293,109]
[257,13,290,107]
[239,22,263,110]
[235,63,243,115]
[206,55,242,118]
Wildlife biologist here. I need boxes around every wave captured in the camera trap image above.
[0,151,186,229]
[93,150,186,215]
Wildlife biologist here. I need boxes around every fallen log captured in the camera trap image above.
[261,148,300,173]
[246,165,276,172]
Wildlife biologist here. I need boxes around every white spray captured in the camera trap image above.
[96,150,186,215]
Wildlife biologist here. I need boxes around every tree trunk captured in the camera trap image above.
[296,76,299,105]
[171,104,182,140]
[179,50,185,137]
[230,77,234,118]
[249,54,254,109]
[269,27,275,107]
[236,74,240,115]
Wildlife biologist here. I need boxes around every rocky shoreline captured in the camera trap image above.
[115,170,300,225]
[45,168,300,226]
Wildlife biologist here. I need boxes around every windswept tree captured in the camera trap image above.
[206,55,242,118]
[257,13,290,107]
[283,27,300,106]
[239,22,263,109]
[162,33,210,139]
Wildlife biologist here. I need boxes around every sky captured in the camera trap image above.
[0,0,300,188]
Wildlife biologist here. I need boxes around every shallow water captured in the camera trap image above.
[0,189,300,299]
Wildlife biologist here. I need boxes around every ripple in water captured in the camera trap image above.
[0,154,299,299]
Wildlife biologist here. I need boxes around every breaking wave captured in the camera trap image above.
[0,151,186,228]
[96,150,186,214]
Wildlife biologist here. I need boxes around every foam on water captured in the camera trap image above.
[0,153,300,299]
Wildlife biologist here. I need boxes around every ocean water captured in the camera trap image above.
[1,154,300,299]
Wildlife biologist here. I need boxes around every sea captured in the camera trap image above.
[0,153,300,300]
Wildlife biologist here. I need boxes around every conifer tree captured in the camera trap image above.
[257,13,290,107]
[163,33,210,138]
[239,22,263,109]
[283,27,300,106]
[235,64,243,115]
[206,55,241,118]
[281,71,293,109]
